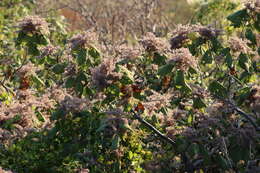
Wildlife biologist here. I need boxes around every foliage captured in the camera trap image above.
[0,0,260,173]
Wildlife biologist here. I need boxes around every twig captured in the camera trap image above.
[130,109,175,146]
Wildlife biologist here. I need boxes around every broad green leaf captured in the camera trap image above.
[245,29,256,45]
[52,63,66,74]
[174,70,192,93]
[215,155,229,170]
[32,75,45,87]
[75,81,84,96]
[227,9,249,27]
[201,50,213,64]
[221,48,232,68]
[158,63,174,76]
[153,53,167,65]
[77,49,87,65]
[193,97,207,109]
[65,77,75,88]
[111,135,120,150]
[88,46,100,59]
[208,81,228,98]
[238,53,250,72]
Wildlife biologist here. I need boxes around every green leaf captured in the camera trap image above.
[35,111,45,122]
[153,53,167,65]
[227,9,249,27]
[238,53,250,72]
[76,72,87,82]
[201,50,213,64]
[27,42,39,56]
[52,63,66,74]
[88,46,100,59]
[193,97,207,109]
[245,29,256,45]
[118,65,134,82]
[77,49,87,65]
[111,135,120,150]
[65,77,75,88]
[235,87,251,106]
[174,70,192,93]
[75,81,84,96]
[158,63,174,76]
[215,155,229,170]
[208,81,228,98]
[230,145,250,163]
[32,75,45,87]
[221,48,232,68]
[189,143,200,157]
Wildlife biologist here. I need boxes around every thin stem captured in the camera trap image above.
[130,109,175,146]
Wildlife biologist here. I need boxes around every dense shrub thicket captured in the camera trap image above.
[0,0,259,173]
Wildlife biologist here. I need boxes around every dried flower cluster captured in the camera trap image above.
[143,91,172,114]
[59,95,90,113]
[170,24,221,49]
[63,62,77,77]
[17,61,38,77]
[69,31,97,50]
[38,45,58,58]
[18,15,49,35]
[248,85,260,115]
[139,32,168,53]
[91,58,121,90]
[0,89,57,144]
[190,84,209,99]
[166,125,197,140]
[245,0,260,13]
[103,116,129,136]
[168,48,197,70]
[115,44,142,60]
[228,37,252,54]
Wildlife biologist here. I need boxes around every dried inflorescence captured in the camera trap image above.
[69,31,97,50]
[17,61,38,77]
[142,90,172,114]
[170,24,221,49]
[63,62,77,77]
[0,86,68,144]
[103,116,129,136]
[91,58,121,90]
[197,25,222,39]
[190,84,209,99]
[168,48,197,71]
[59,95,90,113]
[228,37,252,54]
[166,125,197,140]
[38,45,58,58]
[245,0,260,13]
[18,15,49,35]
[247,85,260,115]
[139,32,168,53]
[115,44,142,60]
